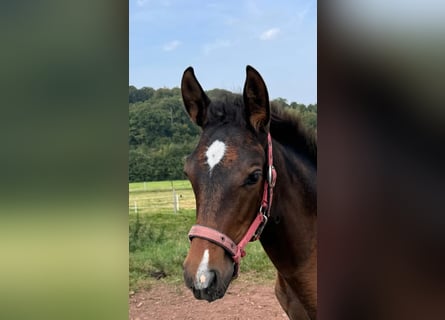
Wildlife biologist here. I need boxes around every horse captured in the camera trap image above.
[181,66,317,319]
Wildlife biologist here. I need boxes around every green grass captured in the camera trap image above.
[129,180,195,215]
[129,210,195,289]
[129,180,276,291]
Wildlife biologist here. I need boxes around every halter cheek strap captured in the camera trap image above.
[188,132,277,278]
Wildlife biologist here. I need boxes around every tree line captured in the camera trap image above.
[129,86,317,182]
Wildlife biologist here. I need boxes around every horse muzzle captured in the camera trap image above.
[183,239,234,302]
[184,268,226,302]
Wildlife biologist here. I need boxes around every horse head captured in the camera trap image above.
[181,66,273,302]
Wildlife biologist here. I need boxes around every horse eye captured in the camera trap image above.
[245,171,262,185]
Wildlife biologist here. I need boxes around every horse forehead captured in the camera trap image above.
[205,140,226,169]
[192,130,263,174]
[201,139,239,170]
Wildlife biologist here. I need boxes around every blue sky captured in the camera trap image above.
[129,0,316,104]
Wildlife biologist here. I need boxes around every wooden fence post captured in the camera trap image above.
[172,188,178,214]
[171,181,178,214]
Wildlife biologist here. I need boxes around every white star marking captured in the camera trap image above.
[205,140,226,172]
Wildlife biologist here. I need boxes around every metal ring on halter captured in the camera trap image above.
[251,214,268,241]
[268,165,276,187]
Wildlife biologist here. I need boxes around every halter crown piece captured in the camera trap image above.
[188,132,277,278]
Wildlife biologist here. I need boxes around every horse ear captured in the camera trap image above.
[181,67,210,127]
[243,65,270,132]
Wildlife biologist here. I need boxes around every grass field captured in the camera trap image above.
[129,180,195,215]
[129,180,275,291]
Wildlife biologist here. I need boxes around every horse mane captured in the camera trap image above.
[206,92,317,166]
[270,102,317,167]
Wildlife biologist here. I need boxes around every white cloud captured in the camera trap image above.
[245,0,261,17]
[203,40,232,55]
[260,28,280,40]
[137,0,171,7]
[297,7,310,21]
[136,0,149,6]
[163,40,181,52]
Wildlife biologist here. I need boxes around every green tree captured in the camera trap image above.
[128,86,316,182]
[129,86,155,103]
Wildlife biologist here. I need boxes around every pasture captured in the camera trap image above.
[129,180,275,291]
[129,180,195,215]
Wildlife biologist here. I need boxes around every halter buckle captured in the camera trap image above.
[251,212,268,241]
[267,165,276,187]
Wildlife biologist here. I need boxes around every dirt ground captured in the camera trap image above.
[129,279,288,320]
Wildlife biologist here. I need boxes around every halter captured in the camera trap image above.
[188,132,277,278]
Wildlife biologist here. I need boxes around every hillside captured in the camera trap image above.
[129,86,316,182]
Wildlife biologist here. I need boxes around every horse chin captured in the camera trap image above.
[192,285,226,302]
[192,281,231,302]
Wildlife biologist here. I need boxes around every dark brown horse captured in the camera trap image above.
[181,66,317,319]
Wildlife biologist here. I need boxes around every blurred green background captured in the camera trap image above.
[0,1,128,319]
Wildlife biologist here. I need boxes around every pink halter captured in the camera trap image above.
[188,132,277,277]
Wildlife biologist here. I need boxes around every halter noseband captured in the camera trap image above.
[188,132,277,278]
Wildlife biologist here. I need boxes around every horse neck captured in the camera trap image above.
[260,140,317,272]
